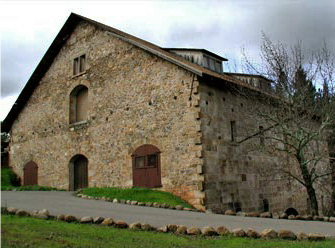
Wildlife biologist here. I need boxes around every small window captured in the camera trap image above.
[73,58,79,75]
[73,54,86,76]
[215,61,222,73]
[241,174,247,181]
[203,56,209,68]
[230,121,236,142]
[209,58,215,71]
[135,156,145,168]
[259,126,264,145]
[79,55,86,72]
[147,154,157,168]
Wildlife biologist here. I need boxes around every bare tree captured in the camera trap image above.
[241,34,335,215]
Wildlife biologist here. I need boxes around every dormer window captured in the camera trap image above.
[73,54,86,76]
[164,48,226,74]
[203,55,222,74]
[215,61,222,73]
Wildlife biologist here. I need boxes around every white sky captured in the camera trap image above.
[1,0,334,121]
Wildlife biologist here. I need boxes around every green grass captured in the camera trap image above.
[82,187,193,208]
[1,185,63,191]
[2,215,335,248]
[1,168,63,191]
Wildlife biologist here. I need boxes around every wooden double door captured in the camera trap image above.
[132,144,161,188]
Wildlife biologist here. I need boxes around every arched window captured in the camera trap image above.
[132,144,161,188]
[69,85,88,124]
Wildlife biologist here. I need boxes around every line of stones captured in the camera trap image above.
[224,209,335,222]
[78,192,335,222]
[77,193,204,212]
[3,207,330,241]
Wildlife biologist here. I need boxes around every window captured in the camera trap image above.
[230,121,236,142]
[134,154,158,169]
[209,58,215,71]
[70,85,88,124]
[73,54,86,76]
[215,61,222,73]
[147,154,158,167]
[259,126,265,145]
[135,156,145,168]
[203,56,209,68]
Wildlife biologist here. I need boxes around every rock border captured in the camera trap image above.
[225,210,335,223]
[2,206,333,242]
[76,192,204,213]
[76,192,335,222]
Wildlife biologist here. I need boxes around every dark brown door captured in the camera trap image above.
[23,161,38,185]
[132,145,161,188]
[74,156,88,190]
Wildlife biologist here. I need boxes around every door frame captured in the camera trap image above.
[132,144,161,188]
[69,154,88,191]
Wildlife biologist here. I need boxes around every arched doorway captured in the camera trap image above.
[23,161,38,185]
[285,207,299,216]
[69,155,88,191]
[132,144,161,188]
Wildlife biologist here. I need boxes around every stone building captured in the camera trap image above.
[3,13,331,214]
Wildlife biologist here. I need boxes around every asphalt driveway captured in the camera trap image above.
[2,191,334,236]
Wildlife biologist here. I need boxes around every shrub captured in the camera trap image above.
[1,168,20,188]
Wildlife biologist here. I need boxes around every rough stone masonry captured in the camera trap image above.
[6,15,332,215]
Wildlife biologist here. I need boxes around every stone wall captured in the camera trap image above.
[199,80,331,215]
[8,21,205,209]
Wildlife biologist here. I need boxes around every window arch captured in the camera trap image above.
[69,85,88,124]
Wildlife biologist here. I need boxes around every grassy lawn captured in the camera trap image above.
[2,215,335,248]
[1,185,63,191]
[82,187,193,208]
[1,168,62,191]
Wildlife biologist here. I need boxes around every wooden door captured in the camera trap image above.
[23,161,38,185]
[132,145,161,188]
[74,156,88,190]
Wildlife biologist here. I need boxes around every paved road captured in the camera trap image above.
[2,191,335,236]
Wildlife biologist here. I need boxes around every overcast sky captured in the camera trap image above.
[1,0,334,121]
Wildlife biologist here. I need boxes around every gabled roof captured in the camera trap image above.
[2,13,272,132]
